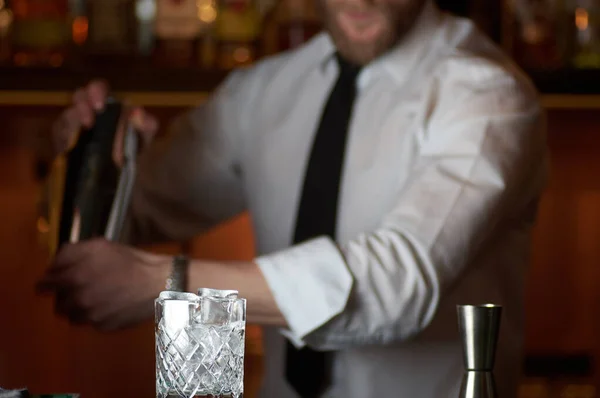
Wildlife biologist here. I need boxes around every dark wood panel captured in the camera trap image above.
[4,64,600,95]
[526,109,600,358]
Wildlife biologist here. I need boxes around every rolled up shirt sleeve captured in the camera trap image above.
[256,71,548,350]
[255,237,353,348]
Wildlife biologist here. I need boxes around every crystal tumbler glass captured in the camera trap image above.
[155,288,246,398]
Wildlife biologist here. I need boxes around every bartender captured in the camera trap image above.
[38,0,548,396]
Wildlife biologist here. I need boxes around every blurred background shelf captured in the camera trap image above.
[1,0,600,99]
[5,66,600,107]
[541,94,600,110]
[3,90,600,110]
[529,69,600,95]
[0,90,209,106]
[0,64,228,92]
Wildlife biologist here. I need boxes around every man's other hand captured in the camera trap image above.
[52,79,159,164]
[36,238,171,331]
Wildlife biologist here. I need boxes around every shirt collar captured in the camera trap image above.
[314,0,443,87]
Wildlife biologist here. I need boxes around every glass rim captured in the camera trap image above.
[456,303,502,309]
[156,290,199,302]
[154,289,247,305]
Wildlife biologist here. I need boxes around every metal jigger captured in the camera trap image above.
[457,304,502,398]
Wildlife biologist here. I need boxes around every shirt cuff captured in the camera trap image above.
[255,237,354,348]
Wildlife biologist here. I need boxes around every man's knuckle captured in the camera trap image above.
[74,100,89,112]
[72,87,85,103]
[90,237,109,252]
[62,106,77,122]
[88,310,103,324]
[76,291,94,309]
[72,269,88,286]
[55,245,71,262]
[90,79,106,89]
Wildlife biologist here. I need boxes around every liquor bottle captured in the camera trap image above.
[135,0,156,57]
[44,99,138,257]
[467,0,502,43]
[0,0,12,65]
[85,0,137,58]
[196,0,218,68]
[10,0,71,67]
[70,0,87,45]
[262,0,321,56]
[153,0,202,67]
[214,0,261,70]
[566,0,600,68]
[509,0,564,70]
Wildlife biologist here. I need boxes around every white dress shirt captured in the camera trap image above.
[127,1,549,396]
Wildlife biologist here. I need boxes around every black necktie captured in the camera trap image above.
[285,54,362,398]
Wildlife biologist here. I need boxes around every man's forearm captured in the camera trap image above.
[188,259,287,327]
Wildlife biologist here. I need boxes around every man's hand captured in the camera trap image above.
[36,238,288,331]
[52,79,159,162]
[36,238,171,331]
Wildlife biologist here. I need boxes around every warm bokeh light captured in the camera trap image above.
[72,16,88,45]
[0,0,5,9]
[135,0,156,22]
[560,384,596,398]
[197,0,217,23]
[199,5,217,23]
[233,47,250,64]
[0,8,12,31]
[37,217,50,234]
[575,7,589,31]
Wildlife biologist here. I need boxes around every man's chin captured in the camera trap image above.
[327,21,396,64]
[336,45,379,65]
[334,34,391,65]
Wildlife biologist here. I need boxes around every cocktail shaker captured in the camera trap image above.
[457,304,502,398]
[43,97,137,256]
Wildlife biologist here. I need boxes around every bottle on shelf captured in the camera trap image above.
[214,0,261,70]
[153,0,205,68]
[565,0,600,69]
[507,0,565,71]
[0,0,13,65]
[84,0,138,59]
[135,0,156,57]
[70,0,87,44]
[467,0,502,43]
[196,0,219,69]
[10,0,72,67]
[261,0,321,56]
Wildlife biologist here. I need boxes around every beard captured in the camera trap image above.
[319,0,426,65]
